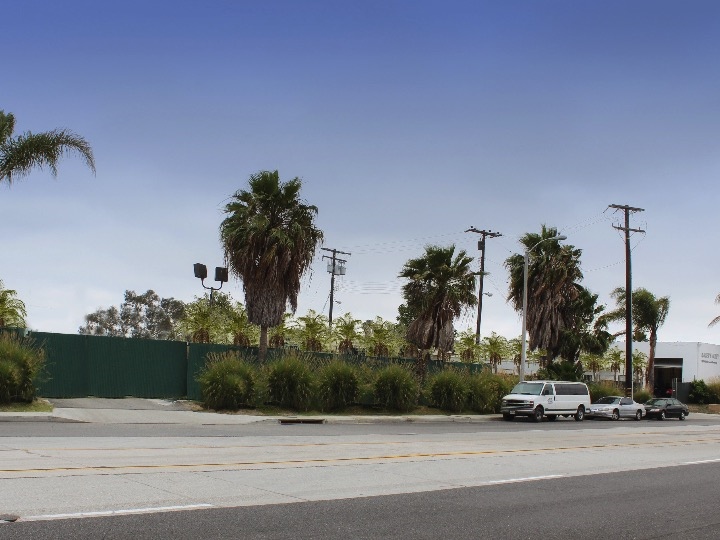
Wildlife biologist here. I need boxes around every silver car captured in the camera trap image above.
[586,396,645,421]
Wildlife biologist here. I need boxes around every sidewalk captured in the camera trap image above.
[0,398,497,425]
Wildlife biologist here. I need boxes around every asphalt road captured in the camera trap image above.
[2,415,720,539]
[2,463,719,539]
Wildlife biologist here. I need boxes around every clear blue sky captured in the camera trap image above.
[3,0,719,343]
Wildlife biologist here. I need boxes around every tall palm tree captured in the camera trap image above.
[0,280,27,327]
[604,287,670,391]
[220,171,323,361]
[400,245,477,375]
[709,293,720,328]
[0,110,95,185]
[505,225,583,361]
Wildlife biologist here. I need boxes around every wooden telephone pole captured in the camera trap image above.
[465,227,502,344]
[609,204,645,397]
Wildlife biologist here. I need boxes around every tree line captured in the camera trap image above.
[3,109,720,391]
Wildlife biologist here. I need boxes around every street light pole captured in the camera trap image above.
[519,234,566,382]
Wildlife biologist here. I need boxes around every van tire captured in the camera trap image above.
[574,406,585,421]
[533,407,544,422]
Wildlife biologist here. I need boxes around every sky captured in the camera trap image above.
[2,0,719,344]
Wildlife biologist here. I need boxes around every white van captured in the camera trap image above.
[500,380,591,422]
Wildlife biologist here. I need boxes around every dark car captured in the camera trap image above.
[644,398,689,420]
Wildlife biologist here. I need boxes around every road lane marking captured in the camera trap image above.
[682,458,720,465]
[3,436,719,476]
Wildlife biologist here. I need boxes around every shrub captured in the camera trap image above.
[588,381,621,402]
[688,379,713,405]
[197,352,256,411]
[429,370,467,412]
[374,365,418,412]
[467,372,514,413]
[633,387,652,404]
[267,354,314,411]
[705,377,720,404]
[317,361,359,411]
[0,333,45,404]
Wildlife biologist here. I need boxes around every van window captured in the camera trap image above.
[541,384,553,396]
[555,383,588,396]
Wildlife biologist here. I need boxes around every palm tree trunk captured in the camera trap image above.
[647,329,657,393]
[259,325,268,362]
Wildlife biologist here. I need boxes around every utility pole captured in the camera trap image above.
[321,247,351,328]
[609,204,645,398]
[465,227,502,344]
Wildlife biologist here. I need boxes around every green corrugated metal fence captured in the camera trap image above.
[27,330,488,400]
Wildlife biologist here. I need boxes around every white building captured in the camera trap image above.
[631,341,720,389]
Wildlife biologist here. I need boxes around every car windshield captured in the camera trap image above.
[645,399,666,406]
[509,382,544,395]
[595,397,621,404]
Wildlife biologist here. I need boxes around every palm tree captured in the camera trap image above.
[178,295,221,343]
[605,346,623,383]
[633,349,648,387]
[224,301,259,346]
[293,309,329,352]
[454,328,481,363]
[0,110,95,185]
[269,313,292,348]
[579,353,605,381]
[505,225,583,361]
[709,293,720,328]
[604,287,670,391]
[220,171,323,361]
[0,280,27,327]
[361,317,400,357]
[332,312,361,354]
[399,245,477,374]
[480,332,510,373]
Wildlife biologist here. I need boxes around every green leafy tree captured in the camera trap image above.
[603,287,670,391]
[79,290,185,339]
[399,245,477,372]
[505,225,584,362]
[480,332,510,373]
[1,110,95,186]
[220,170,323,361]
[0,280,27,328]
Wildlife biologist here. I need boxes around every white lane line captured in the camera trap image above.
[682,458,720,465]
[484,474,563,485]
[22,504,214,522]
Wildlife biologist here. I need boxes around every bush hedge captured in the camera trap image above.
[317,361,359,411]
[267,355,314,411]
[0,333,45,404]
[374,365,418,412]
[429,370,467,412]
[197,352,256,410]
